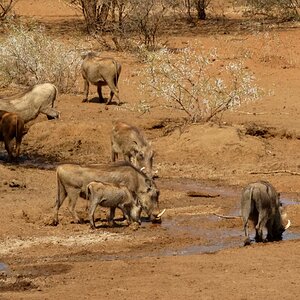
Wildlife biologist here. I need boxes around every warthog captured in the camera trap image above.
[0,83,59,123]
[241,180,291,246]
[111,121,154,178]
[52,161,165,226]
[86,181,142,229]
[81,52,121,105]
[0,110,25,161]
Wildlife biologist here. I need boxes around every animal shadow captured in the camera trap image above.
[83,97,125,106]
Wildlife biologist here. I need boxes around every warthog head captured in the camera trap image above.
[267,204,291,241]
[135,147,154,179]
[137,178,165,222]
[42,106,60,120]
[129,203,142,225]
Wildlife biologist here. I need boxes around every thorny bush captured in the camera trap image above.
[138,46,261,123]
[0,25,82,92]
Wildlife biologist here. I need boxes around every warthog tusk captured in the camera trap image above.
[140,167,145,172]
[156,209,166,218]
[285,219,291,230]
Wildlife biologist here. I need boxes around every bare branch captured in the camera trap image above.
[213,213,242,219]
[249,170,300,176]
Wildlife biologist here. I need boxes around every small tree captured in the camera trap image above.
[194,0,211,20]
[66,0,112,33]
[182,0,211,21]
[243,0,299,19]
[128,0,165,49]
[138,47,260,123]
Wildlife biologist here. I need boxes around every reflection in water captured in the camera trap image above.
[0,262,10,274]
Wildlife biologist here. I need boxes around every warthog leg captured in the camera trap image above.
[82,79,90,103]
[255,213,268,242]
[67,188,82,224]
[97,84,105,103]
[108,207,116,226]
[89,199,98,229]
[4,138,13,162]
[105,83,120,105]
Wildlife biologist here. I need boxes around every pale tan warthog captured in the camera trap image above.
[241,180,291,246]
[0,83,59,123]
[81,52,121,105]
[111,121,154,178]
[86,181,142,229]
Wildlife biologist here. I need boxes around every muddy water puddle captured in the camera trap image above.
[158,177,240,198]
[1,161,299,261]
[154,178,300,256]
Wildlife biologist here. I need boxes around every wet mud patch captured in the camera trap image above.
[0,151,59,170]
[0,275,37,292]
[0,262,71,293]
[156,178,300,254]
[12,263,73,278]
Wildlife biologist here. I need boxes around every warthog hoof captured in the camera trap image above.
[152,218,162,224]
[49,219,59,226]
[243,238,251,246]
[129,222,140,231]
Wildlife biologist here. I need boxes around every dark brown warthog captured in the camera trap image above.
[241,180,291,246]
[81,52,121,105]
[0,83,59,123]
[0,110,25,161]
[111,121,154,178]
[52,162,164,225]
[86,181,142,229]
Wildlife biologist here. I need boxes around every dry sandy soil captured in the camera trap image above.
[0,1,300,299]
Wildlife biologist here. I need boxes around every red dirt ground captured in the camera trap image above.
[0,1,299,299]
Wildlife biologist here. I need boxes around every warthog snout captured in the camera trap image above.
[150,208,166,223]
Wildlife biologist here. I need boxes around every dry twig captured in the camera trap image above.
[249,170,300,176]
[213,213,241,219]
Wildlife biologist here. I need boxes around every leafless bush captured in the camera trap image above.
[125,0,172,49]
[138,46,261,123]
[240,0,299,19]
[0,0,17,21]
[0,25,82,92]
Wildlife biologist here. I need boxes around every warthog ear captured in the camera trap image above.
[137,151,144,160]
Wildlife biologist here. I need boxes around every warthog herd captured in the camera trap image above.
[0,52,293,246]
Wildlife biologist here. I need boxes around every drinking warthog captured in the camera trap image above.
[111,121,154,178]
[52,161,165,226]
[0,83,59,123]
[241,180,291,246]
[0,110,25,161]
[81,52,121,105]
[86,181,142,229]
